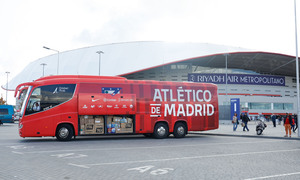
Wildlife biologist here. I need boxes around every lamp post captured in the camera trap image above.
[224,54,230,105]
[294,0,300,137]
[40,63,47,77]
[43,46,60,75]
[5,71,10,105]
[96,51,104,76]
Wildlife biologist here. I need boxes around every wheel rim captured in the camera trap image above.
[177,126,185,136]
[59,127,69,139]
[157,126,166,136]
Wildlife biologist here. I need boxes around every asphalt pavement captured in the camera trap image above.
[1,122,300,180]
[196,120,300,140]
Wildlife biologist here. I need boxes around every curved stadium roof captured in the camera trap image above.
[2,41,297,91]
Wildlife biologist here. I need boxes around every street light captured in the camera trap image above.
[40,63,47,77]
[224,54,230,105]
[43,46,60,75]
[5,72,10,105]
[294,0,300,137]
[96,51,104,76]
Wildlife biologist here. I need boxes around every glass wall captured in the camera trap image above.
[247,102,293,110]
[274,103,293,110]
[249,103,271,110]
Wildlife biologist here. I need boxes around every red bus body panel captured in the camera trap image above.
[16,75,219,138]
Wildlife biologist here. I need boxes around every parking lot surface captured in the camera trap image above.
[0,123,300,180]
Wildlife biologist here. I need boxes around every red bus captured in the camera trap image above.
[14,75,219,141]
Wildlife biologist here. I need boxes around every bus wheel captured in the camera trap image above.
[56,124,73,141]
[153,122,169,139]
[173,122,186,138]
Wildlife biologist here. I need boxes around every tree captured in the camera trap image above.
[0,96,6,105]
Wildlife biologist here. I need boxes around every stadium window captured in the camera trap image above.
[249,102,271,110]
[171,64,189,69]
[284,103,293,110]
[171,65,177,69]
[177,65,188,69]
[273,103,284,110]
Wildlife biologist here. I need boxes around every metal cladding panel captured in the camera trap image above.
[78,93,136,115]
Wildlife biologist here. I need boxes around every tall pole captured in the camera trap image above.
[294,0,300,137]
[43,46,60,75]
[96,51,104,76]
[40,63,47,77]
[224,54,229,105]
[5,72,10,105]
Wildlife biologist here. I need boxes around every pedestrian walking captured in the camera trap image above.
[271,114,276,127]
[293,114,298,133]
[242,113,250,131]
[232,113,238,131]
[283,113,292,137]
[291,116,295,133]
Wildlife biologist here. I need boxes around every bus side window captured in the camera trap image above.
[25,84,76,115]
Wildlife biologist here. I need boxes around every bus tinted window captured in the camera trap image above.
[25,84,76,115]
[0,109,9,115]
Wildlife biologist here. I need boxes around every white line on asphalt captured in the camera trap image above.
[244,171,300,180]
[68,148,300,168]
[68,163,90,169]
[11,151,24,155]
[11,139,288,154]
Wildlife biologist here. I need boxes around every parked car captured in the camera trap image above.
[0,105,15,124]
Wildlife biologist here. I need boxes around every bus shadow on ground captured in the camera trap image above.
[17,134,207,143]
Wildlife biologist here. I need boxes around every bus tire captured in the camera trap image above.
[173,122,186,138]
[153,122,169,139]
[56,124,73,141]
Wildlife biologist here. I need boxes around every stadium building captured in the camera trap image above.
[3,41,299,120]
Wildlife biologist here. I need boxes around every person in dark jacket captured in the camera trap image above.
[242,113,250,131]
[294,114,298,133]
[271,114,276,127]
[284,113,293,137]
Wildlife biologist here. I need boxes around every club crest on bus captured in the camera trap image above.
[102,87,122,96]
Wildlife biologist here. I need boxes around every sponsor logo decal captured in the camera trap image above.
[102,87,122,96]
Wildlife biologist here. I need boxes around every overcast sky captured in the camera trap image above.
[0,0,298,105]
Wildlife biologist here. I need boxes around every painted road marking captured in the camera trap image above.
[12,151,24,155]
[68,148,300,168]
[127,165,174,176]
[51,153,87,159]
[8,139,290,154]
[244,171,300,180]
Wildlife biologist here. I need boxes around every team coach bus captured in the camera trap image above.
[14,75,219,141]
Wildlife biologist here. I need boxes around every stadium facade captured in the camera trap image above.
[3,41,298,119]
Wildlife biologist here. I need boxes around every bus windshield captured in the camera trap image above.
[20,86,32,118]
[25,84,76,116]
